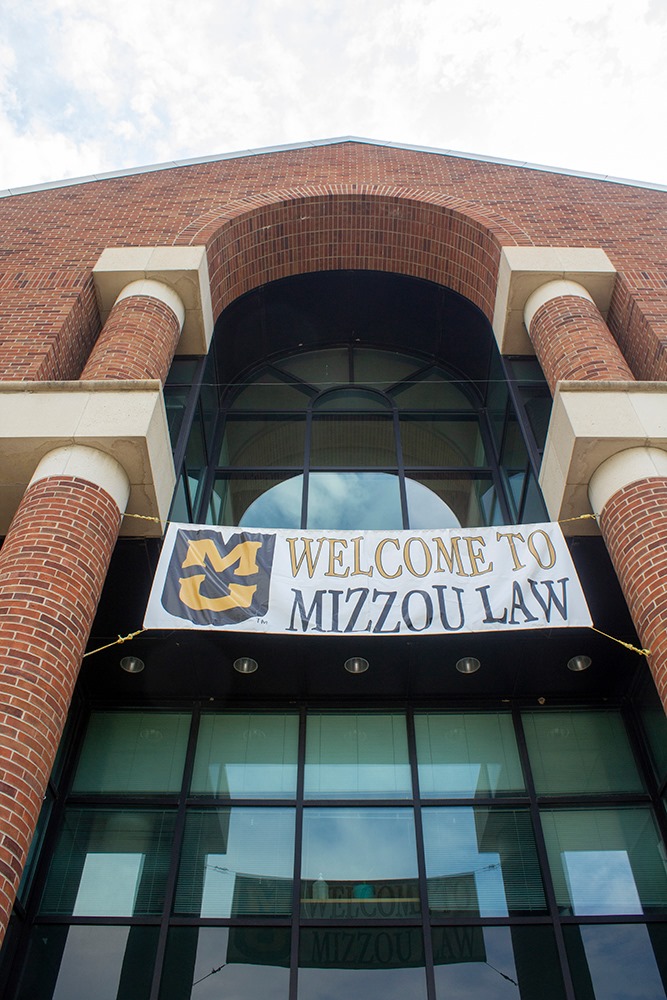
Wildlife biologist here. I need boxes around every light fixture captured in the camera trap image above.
[233,656,258,674]
[567,654,592,672]
[120,655,145,673]
[344,656,369,674]
[456,656,481,674]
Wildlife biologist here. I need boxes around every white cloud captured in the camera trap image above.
[0,0,666,189]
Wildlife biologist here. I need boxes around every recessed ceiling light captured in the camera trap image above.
[120,655,145,673]
[233,656,258,674]
[567,654,592,672]
[456,656,481,674]
[344,656,369,674]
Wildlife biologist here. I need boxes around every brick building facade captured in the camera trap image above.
[0,139,666,999]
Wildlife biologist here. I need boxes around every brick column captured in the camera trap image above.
[0,445,129,942]
[524,279,634,393]
[589,447,667,710]
[82,279,185,384]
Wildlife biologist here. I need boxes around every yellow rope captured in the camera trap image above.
[590,626,650,657]
[118,509,645,659]
[82,624,650,661]
[82,629,146,659]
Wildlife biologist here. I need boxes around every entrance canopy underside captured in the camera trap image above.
[84,535,640,703]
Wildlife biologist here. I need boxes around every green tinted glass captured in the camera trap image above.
[405,474,496,528]
[392,372,474,411]
[40,809,175,916]
[191,713,298,798]
[310,414,396,466]
[422,807,546,916]
[278,348,349,388]
[160,927,291,1000]
[301,808,419,920]
[541,807,667,915]
[400,417,487,467]
[17,926,159,1000]
[638,680,667,781]
[299,927,427,999]
[415,713,524,798]
[219,416,306,467]
[305,714,411,799]
[522,711,643,795]
[230,373,313,410]
[313,388,390,411]
[432,926,566,1000]
[174,808,295,917]
[166,360,199,384]
[73,712,191,794]
[164,389,189,444]
[208,473,302,527]
[353,348,422,388]
[564,924,667,1000]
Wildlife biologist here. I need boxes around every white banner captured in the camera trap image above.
[144,522,592,635]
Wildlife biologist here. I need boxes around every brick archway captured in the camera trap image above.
[174,185,531,323]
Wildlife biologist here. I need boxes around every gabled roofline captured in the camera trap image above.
[1,135,665,199]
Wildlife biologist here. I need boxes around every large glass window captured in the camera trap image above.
[11,704,667,1000]
[206,349,504,531]
[166,271,550,531]
[304,713,411,799]
[415,712,524,798]
[73,711,191,794]
[175,808,295,918]
[422,807,545,917]
[195,346,547,530]
[191,712,298,799]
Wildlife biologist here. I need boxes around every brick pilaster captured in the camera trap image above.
[597,477,667,708]
[82,284,183,384]
[0,450,129,943]
[526,291,634,393]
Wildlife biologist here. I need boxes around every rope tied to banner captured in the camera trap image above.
[80,625,650,661]
[99,509,650,660]
[82,629,146,658]
[590,626,651,657]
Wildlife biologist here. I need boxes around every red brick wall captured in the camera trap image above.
[81,294,181,383]
[0,142,666,382]
[0,140,665,945]
[528,294,635,392]
[599,478,667,705]
[0,476,122,935]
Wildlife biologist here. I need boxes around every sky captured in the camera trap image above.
[1,0,666,192]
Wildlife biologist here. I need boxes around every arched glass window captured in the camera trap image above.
[165,272,550,529]
[205,348,499,530]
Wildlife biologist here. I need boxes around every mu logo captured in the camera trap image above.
[161,529,276,625]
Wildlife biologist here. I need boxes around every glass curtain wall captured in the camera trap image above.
[11,703,667,1000]
[166,346,548,532]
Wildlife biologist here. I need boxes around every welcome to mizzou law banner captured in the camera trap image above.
[144,522,592,635]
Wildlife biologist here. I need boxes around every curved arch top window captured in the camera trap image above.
[173,272,549,529]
